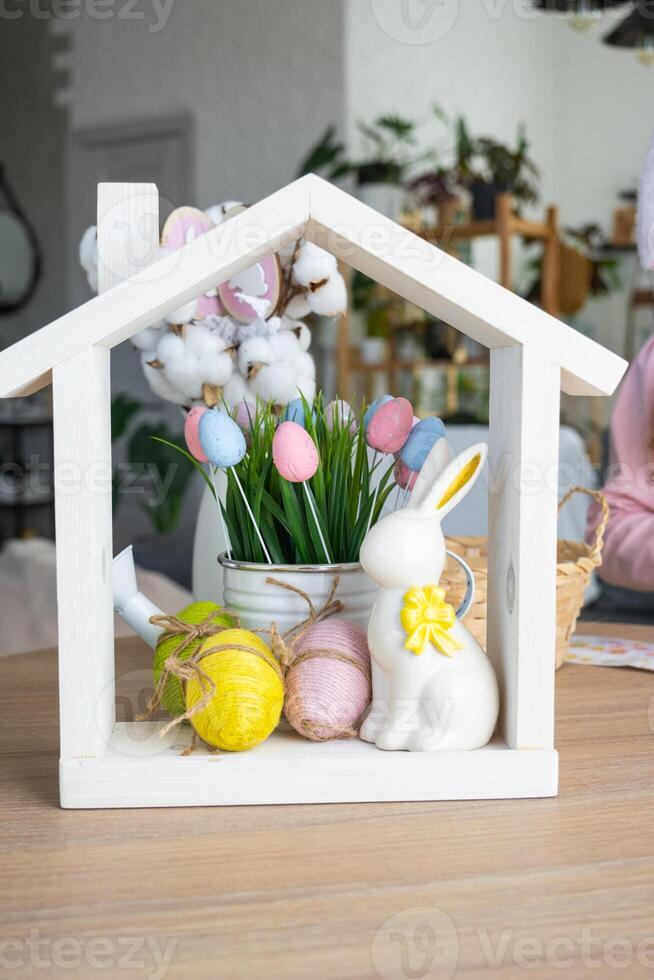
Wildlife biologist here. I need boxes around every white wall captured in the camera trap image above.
[69,0,345,208]
[553,13,653,230]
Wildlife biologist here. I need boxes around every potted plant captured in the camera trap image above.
[296,116,419,220]
[295,125,351,184]
[167,396,408,630]
[471,124,539,220]
[353,115,417,220]
[426,108,539,221]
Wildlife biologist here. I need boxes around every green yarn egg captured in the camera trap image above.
[152,602,238,717]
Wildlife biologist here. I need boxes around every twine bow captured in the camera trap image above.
[400,585,464,658]
[137,610,241,735]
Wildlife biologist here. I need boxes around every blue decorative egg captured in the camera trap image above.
[363,395,393,435]
[198,409,247,469]
[400,417,447,472]
[283,398,315,428]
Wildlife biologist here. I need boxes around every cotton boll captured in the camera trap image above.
[156,323,234,401]
[140,351,189,407]
[280,317,311,352]
[307,271,347,317]
[292,241,337,288]
[164,297,200,327]
[294,369,316,403]
[277,238,299,269]
[248,361,316,406]
[132,322,166,351]
[205,201,244,226]
[285,293,312,319]
[223,371,251,409]
[271,328,306,362]
[79,226,98,293]
[240,328,315,407]
[237,335,275,380]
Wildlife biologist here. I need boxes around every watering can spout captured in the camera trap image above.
[112,545,164,649]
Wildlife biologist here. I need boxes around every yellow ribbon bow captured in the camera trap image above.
[400,585,464,657]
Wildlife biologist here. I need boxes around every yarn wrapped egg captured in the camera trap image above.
[284,619,371,742]
[152,602,238,716]
[186,628,284,751]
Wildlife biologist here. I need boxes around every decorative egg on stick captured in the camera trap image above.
[184,406,232,560]
[392,415,419,508]
[363,395,393,437]
[199,408,272,563]
[399,416,449,505]
[273,421,332,564]
[394,458,418,493]
[282,397,315,429]
[325,399,357,433]
[365,397,414,533]
[232,398,257,447]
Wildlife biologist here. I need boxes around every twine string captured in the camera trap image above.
[137,610,240,725]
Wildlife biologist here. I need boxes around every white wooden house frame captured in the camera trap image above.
[0,176,627,808]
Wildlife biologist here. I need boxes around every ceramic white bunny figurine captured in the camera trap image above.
[359,441,499,752]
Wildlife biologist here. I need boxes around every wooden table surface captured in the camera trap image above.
[2,622,654,980]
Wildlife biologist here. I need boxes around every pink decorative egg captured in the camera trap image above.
[218,253,282,323]
[394,458,418,491]
[160,207,224,318]
[184,406,209,462]
[273,421,319,483]
[367,397,414,454]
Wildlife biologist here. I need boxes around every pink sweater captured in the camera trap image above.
[588,336,654,592]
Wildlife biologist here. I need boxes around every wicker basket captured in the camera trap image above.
[443,487,609,670]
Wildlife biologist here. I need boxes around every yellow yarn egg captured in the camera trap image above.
[185,628,284,752]
[152,602,238,717]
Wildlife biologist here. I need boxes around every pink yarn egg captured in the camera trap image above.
[394,458,418,491]
[284,619,371,741]
[273,421,319,483]
[184,406,209,462]
[367,397,413,454]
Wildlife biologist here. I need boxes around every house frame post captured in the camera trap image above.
[487,345,561,750]
[55,182,159,761]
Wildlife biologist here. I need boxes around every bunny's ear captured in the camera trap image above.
[409,442,488,519]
